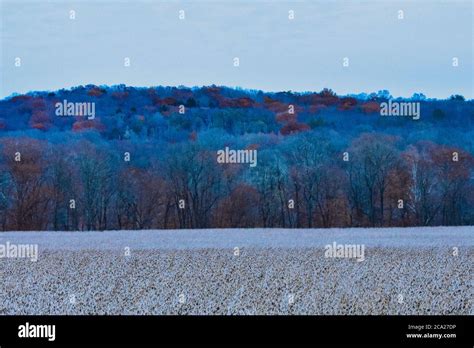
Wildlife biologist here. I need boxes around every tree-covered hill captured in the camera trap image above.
[0,85,472,230]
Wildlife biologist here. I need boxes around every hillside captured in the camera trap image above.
[0,86,473,230]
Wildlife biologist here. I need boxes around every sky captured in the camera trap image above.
[0,0,472,99]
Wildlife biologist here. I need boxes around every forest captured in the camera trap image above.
[0,85,473,230]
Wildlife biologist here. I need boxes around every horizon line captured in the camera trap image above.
[1,84,472,102]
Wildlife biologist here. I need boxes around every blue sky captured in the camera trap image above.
[0,0,472,99]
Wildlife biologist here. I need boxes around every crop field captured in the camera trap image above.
[0,227,472,315]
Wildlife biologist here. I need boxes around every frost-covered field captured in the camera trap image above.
[0,227,472,315]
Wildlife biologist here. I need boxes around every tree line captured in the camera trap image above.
[0,131,472,231]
